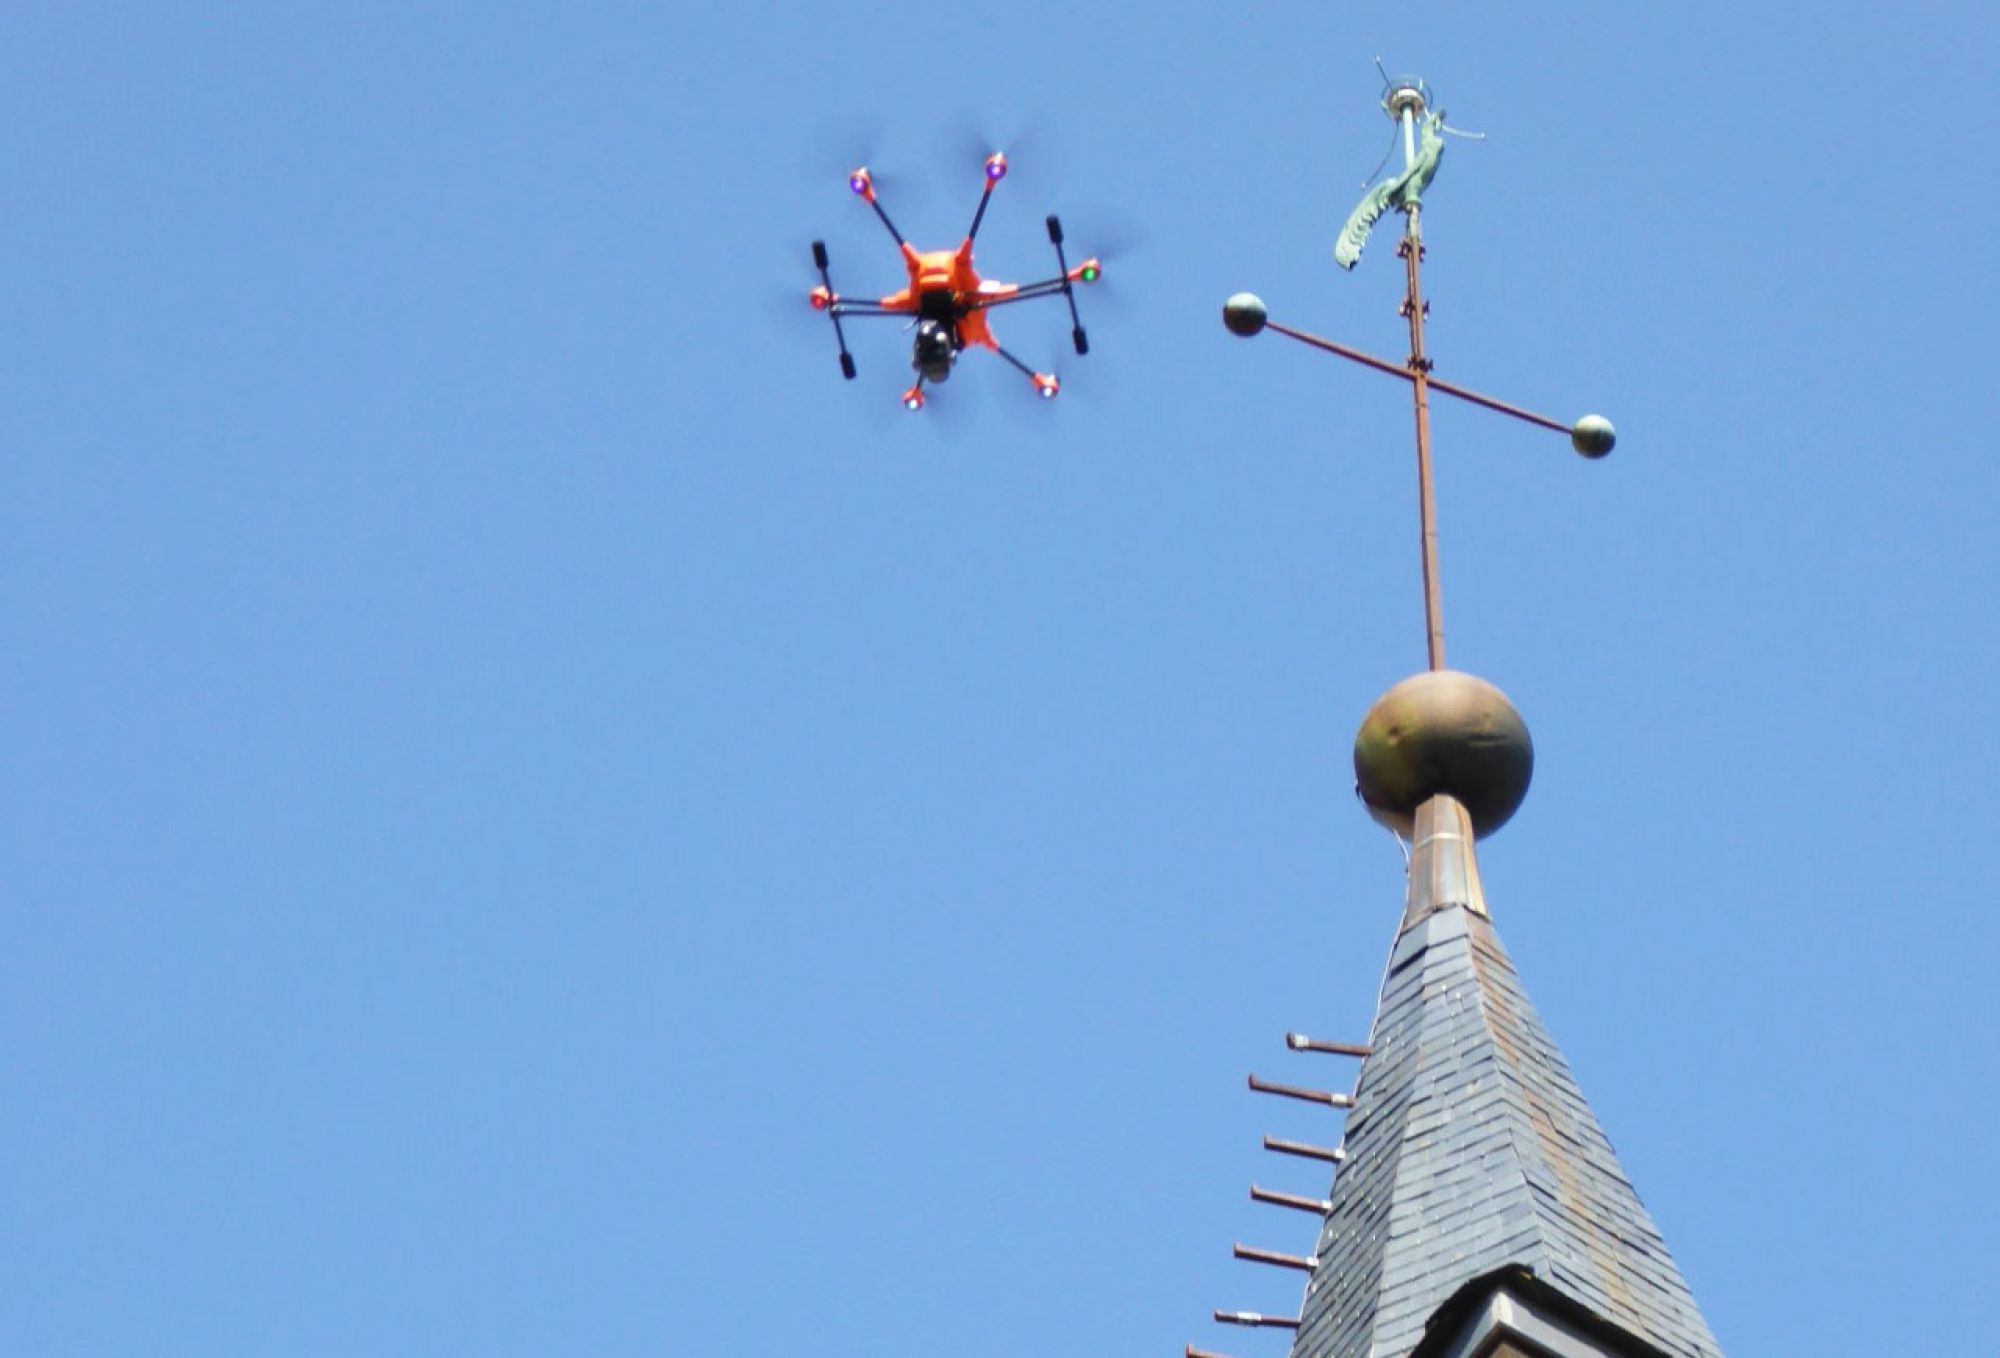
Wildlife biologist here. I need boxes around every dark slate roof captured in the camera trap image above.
[1283,815,1722,1358]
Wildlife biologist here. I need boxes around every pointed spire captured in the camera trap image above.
[1283,821,1723,1358]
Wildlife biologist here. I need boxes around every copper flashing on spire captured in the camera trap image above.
[1400,794,1489,930]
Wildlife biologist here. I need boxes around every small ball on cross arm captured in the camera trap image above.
[1571,414,1616,459]
[1223,292,1267,337]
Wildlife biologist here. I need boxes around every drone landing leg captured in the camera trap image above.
[811,240,858,379]
[1045,215,1089,355]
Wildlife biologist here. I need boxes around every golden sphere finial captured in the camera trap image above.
[1354,670,1533,839]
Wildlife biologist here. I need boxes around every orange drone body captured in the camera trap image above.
[872,243,1023,351]
[805,153,1099,411]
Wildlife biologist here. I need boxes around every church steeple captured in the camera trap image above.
[1293,810,1722,1357]
[1200,72,1722,1358]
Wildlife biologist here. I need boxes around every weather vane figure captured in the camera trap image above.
[1333,70,1455,270]
[1222,68,1615,672]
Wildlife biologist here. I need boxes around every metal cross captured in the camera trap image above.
[1223,75,1615,672]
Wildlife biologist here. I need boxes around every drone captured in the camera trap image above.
[808,153,1100,411]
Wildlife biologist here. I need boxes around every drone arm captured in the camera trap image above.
[965,153,1008,245]
[964,282,1066,309]
[845,168,908,248]
[865,198,905,248]
[992,343,1060,400]
[811,282,916,319]
[964,259,1100,310]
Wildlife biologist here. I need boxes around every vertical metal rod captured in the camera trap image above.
[1401,210,1444,671]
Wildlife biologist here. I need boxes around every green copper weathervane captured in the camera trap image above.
[1223,69,1616,673]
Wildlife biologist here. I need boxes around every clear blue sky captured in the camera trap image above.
[5,4,1997,1353]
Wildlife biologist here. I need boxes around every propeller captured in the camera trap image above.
[945,116,1047,173]
[800,116,923,210]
